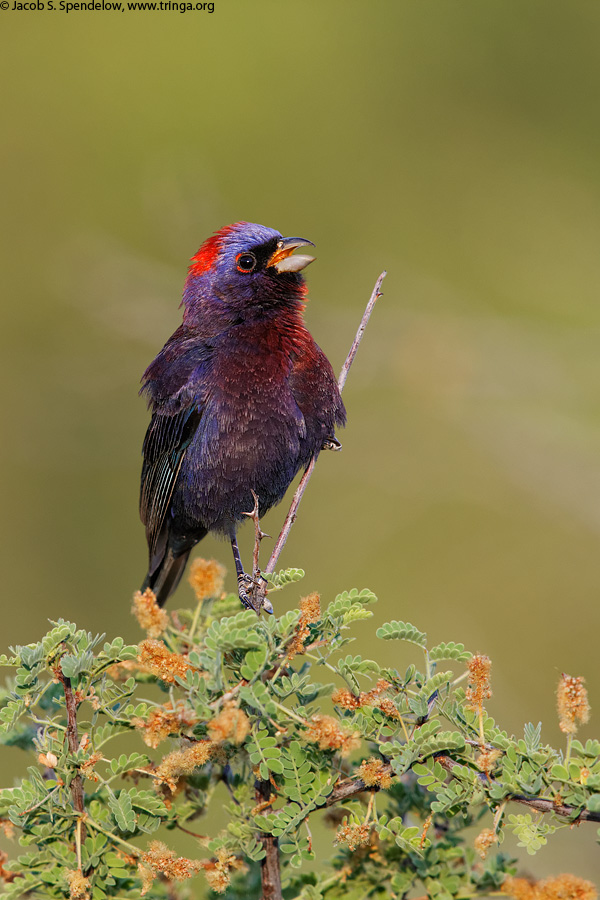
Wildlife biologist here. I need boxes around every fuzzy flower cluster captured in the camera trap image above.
[304,714,361,756]
[0,850,16,884]
[332,678,399,719]
[0,819,15,840]
[66,869,91,900]
[139,841,203,895]
[154,740,214,791]
[208,701,250,744]
[188,557,226,602]
[134,702,198,749]
[132,588,169,638]
[288,592,321,658]
[474,827,497,859]
[335,821,372,851]
[79,751,103,782]
[475,747,502,774]
[138,639,192,684]
[502,874,597,900]
[465,654,492,712]
[557,674,590,735]
[201,848,246,894]
[356,757,393,789]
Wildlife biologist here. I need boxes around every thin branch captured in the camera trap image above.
[174,822,209,840]
[508,793,600,822]
[243,490,269,581]
[263,271,386,580]
[264,456,317,577]
[321,759,600,824]
[337,270,386,394]
[435,756,600,823]
[324,771,383,807]
[56,666,86,838]
[256,779,283,900]
[19,786,60,816]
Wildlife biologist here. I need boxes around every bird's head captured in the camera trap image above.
[182,222,315,321]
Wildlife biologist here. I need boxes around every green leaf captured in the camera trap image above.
[326,589,377,619]
[264,568,305,591]
[247,728,283,777]
[104,852,128,869]
[108,790,136,832]
[61,651,95,679]
[240,682,277,715]
[376,621,427,647]
[586,794,600,812]
[337,588,377,606]
[205,611,264,652]
[109,753,150,776]
[240,645,269,680]
[337,654,380,680]
[523,721,542,753]
[377,818,428,855]
[342,607,374,625]
[428,641,471,663]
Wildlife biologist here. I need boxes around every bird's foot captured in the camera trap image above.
[322,436,342,451]
[237,573,272,615]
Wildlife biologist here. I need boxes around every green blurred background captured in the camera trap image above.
[1,0,599,885]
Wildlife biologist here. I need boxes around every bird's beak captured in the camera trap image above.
[267,237,316,273]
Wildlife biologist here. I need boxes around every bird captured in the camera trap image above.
[139,222,346,610]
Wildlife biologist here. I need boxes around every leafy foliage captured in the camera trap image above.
[0,577,597,900]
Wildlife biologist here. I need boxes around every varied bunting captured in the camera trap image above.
[140,222,346,608]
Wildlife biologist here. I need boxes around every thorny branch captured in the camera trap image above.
[243,490,269,580]
[250,271,386,611]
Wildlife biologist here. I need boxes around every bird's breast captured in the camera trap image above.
[176,319,315,533]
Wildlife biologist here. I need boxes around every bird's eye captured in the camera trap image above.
[236,252,257,273]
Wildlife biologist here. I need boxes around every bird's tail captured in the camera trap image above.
[142,546,192,607]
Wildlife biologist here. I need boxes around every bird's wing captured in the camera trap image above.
[288,341,346,430]
[140,403,202,575]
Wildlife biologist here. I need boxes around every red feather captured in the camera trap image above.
[188,222,246,276]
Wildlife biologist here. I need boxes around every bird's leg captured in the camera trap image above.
[230,533,272,615]
[230,535,255,611]
[239,492,273,614]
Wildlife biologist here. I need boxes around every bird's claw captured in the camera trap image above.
[322,436,342,451]
[237,575,254,611]
[237,573,272,614]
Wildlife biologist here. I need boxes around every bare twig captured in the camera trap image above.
[337,270,386,394]
[264,456,317,578]
[263,271,386,582]
[174,822,209,840]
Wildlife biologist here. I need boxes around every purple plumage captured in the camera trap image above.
[140,222,346,607]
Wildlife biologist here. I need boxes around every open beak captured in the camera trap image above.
[267,237,316,273]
